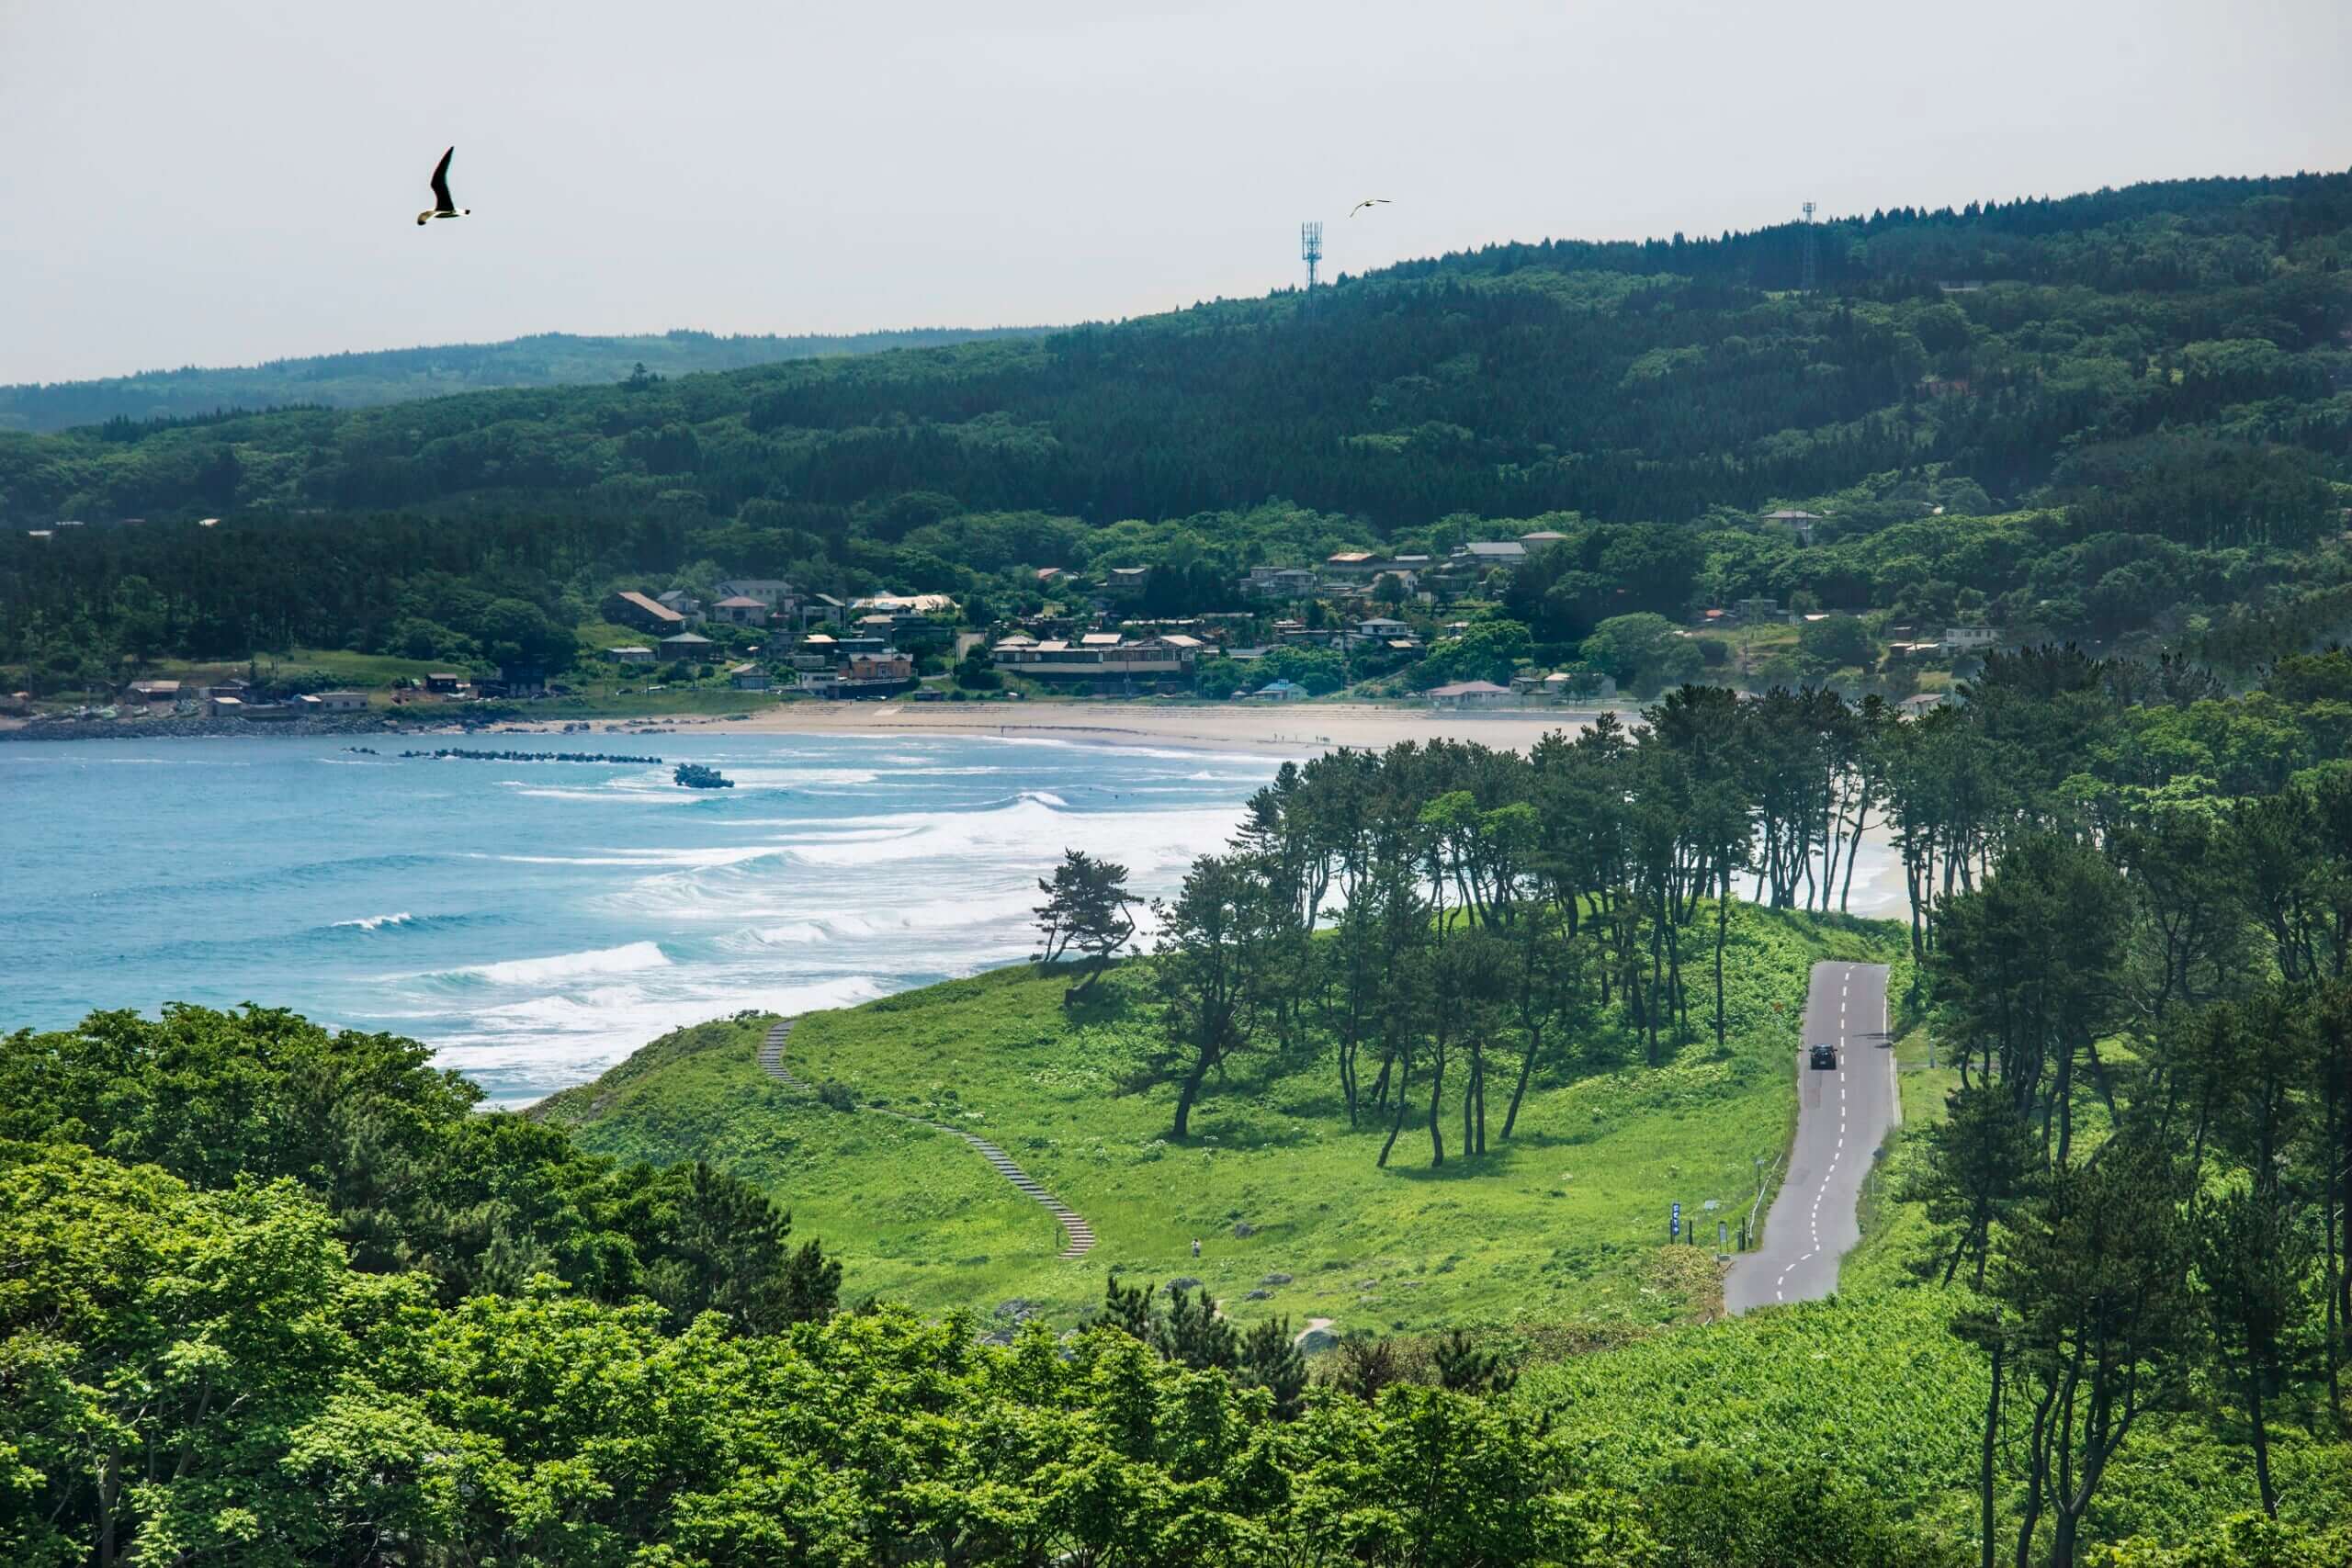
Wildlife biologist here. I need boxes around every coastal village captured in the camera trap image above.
[22,514,1999,727]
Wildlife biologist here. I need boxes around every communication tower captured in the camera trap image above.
[1301,220,1323,292]
[1800,201,1818,292]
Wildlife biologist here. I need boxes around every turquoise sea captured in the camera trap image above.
[0,732,1285,1104]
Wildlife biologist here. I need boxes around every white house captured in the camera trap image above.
[714,579,796,606]
[1942,626,1998,651]
[1244,566,1318,599]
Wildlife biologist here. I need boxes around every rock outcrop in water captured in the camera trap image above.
[672,762,733,789]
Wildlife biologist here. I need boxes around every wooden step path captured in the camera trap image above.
[759,1018,1096,1260]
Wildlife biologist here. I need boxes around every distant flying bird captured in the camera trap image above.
[1349,197,1391,218]
[416,147,469,227]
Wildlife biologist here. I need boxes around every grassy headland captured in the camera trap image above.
[539,903,1900,1334]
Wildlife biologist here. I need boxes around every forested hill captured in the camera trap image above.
[0,325,1052,434]
[4,168,2350,677]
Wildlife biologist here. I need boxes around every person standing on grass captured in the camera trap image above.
[1193,1237,1201,1259]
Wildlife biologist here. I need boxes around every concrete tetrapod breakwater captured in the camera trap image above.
[758,1017,1096,1260]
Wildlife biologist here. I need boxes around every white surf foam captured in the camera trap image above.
[334,911,414,931]
[447,941,672,987]
[428,974,888,1077]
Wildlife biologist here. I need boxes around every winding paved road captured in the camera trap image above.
[1724,961,1894,1313]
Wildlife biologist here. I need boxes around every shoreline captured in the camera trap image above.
[522,700,1632,757]
[1,700,1630,758]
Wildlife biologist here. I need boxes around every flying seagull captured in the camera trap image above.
[1348,197,1391,218]
[416,147,469,227]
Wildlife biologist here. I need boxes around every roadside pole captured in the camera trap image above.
[1885,977,1901,1128]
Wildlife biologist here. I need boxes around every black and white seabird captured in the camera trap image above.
[416,147,470,227]
[1348,197,1391,218]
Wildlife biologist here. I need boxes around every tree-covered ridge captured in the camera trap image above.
[0,1007,840,1326]
[0,326,1053,434]
[3,168,2350,686]
[10,172,2351,527]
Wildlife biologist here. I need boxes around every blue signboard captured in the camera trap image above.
[1670,1201,1681,1240]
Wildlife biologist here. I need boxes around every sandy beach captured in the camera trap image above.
[526,700,1633,758]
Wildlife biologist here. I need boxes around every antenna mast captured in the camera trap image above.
[1800,201,1818,292]
[1301,220,1323,292]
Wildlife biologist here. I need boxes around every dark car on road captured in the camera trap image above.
[1809,1043,1838,1070]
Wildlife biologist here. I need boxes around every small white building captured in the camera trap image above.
[1942,626,1998,651]
[714,579,796,606]
[1244,566,1318,599]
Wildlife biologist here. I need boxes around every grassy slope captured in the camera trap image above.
[542,904,1898,1335]
[541,918,2352,1549]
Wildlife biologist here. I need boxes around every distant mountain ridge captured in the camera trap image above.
[0,325,1056,434]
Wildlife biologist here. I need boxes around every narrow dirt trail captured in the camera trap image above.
[759,1017,1096,1259]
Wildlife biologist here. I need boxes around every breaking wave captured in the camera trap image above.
[432,941,673,987]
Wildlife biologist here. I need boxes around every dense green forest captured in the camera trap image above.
[4,169,2350,693]
[0,326,1050,434]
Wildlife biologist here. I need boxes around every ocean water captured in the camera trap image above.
[0,732,1288,1104]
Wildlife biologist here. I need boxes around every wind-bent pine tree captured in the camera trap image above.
[1032,848,1141,1003]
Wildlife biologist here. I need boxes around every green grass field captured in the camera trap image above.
[541,904,1902,1336]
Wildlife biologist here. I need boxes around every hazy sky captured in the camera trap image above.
[3,0,2346,385]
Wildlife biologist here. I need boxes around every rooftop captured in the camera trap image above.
[612,590,685,623]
